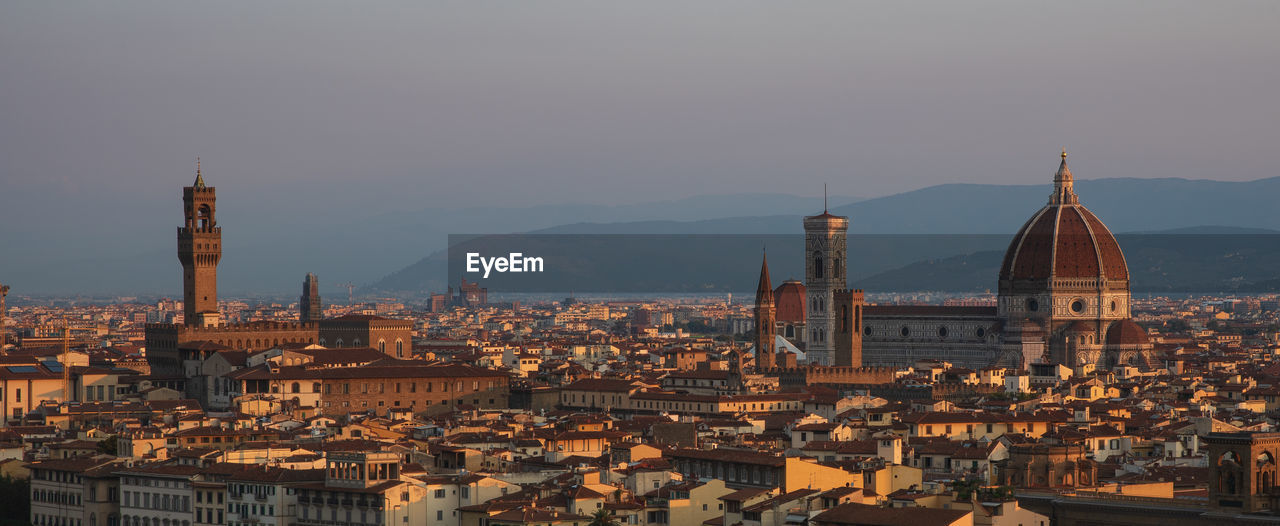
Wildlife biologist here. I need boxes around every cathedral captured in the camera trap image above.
[755,151,1156,371]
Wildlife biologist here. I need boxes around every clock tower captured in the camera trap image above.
[179,159,222,327]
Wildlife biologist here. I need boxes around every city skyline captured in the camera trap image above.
[4,4,1280,524]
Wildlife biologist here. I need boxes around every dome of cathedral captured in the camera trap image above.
[1105,319,1149,346]
[999,152,1129,283]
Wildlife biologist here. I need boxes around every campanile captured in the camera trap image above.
[803,209,848,366]
[178,159,222,327]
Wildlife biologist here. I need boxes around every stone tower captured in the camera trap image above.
[301,273,322,323]
[833,289,864,367]
[754,252,777,371]
[804,209,849,366]
[178,159,221,327]
[1205,431,1280,512]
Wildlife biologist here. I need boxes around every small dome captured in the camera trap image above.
[773,280,807,323]
[1105,319,1149,346]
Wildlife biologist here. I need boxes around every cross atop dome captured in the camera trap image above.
[1050,148,1078,205]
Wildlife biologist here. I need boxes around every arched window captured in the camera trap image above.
[378,340,386,354]
[312,382,321,393]
[813,252,823,279]
[396,340,403,358]
[197,204,213,229]
[291,382,301,394]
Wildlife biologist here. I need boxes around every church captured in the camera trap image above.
[754,151,1156,371]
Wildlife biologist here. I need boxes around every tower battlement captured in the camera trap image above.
[177,226,222,235]
[146,321,318,333]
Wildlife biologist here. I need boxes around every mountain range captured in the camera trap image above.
[6,176,1280,298]
[367,177,1280,295]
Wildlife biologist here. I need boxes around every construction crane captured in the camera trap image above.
[338,282,355,305]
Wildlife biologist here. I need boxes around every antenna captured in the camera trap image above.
[824,183,828,212]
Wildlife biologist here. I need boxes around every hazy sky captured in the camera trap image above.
[3,1,1278,213]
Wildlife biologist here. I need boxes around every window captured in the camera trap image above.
[434,489,445,498]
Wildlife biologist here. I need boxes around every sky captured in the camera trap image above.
[1,1,1278,295]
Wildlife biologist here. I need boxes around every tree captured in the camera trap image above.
[588,508,620,526]
[0,474,30,526]
[97,435,119,456]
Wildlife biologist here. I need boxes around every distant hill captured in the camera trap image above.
[855,229,1280,292]
[0,192,859,297]
[369,177,1280,294]
[531,177,1280,235]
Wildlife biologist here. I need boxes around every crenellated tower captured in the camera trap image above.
[178,159,222,327]
[301,273,322,323]
[833,288,864,367]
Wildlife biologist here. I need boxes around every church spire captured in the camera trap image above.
[1050,148,1077,205]
[194,157,206,189]
[756,250,773,305]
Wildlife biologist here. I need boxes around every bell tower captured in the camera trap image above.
[754,251,777,371]
[804,205,849,366]
[179,159,221,327]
